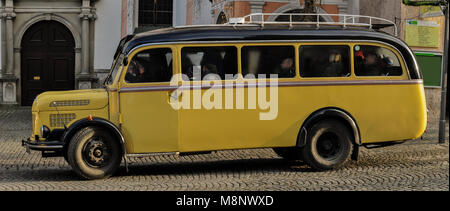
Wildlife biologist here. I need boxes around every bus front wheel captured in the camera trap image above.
[67,126,122,180]
[301,119,352,171]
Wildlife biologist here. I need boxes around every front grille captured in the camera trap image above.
[49,100,90,107]
[49,113,76,127]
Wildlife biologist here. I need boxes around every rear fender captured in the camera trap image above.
[297,108,361,147]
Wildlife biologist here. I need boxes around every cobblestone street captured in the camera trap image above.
[0,107,448,191]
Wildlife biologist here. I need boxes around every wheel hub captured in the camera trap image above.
[322,140,333,151]
[317,133,341,159]
[94,148,103,157]
[83,138,110,168]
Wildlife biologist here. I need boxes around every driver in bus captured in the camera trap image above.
[125,60,151,83]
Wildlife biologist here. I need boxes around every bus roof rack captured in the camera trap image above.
[227,13,398,36]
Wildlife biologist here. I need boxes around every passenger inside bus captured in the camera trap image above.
[242,46,296,78]
[182,46,238,81]
[202,63,221,80]
[354,45,403,77]
[362,52,384,76]
[299,45,350,78]
[274,58,296,78]
[323,53,346,77]
[202,49,224,78]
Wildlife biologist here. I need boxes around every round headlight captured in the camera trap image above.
[41,125,50,138]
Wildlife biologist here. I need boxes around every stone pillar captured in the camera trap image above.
[0,11,6,73]
[77,0,97,90]
[80,12,90,75]
[3,12,15,75]
[0,1,18,104]
[0,13,3,102]
[249,1,266,22]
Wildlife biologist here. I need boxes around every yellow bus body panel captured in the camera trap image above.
[178,83,427,152]
[117,45,179,154]
[119,90,179,154]
[30,89,110,141]
[28,41,426,153]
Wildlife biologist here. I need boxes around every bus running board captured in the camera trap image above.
[363,141,406,149]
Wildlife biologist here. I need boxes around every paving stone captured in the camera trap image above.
[0,107,448,191]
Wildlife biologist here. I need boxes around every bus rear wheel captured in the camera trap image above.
[67,126,121,180]
[301,119,352,171]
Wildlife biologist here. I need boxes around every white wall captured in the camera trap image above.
[174,0,187,26]
[192,0,213,25]
[94,0,122,71]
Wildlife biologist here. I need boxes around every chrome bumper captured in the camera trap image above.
[22,138,64,153]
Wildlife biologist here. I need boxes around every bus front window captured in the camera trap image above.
[104,54,124,86]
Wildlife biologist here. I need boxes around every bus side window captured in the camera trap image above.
[125,48,173,83]
[354,45,403,77]
[241,46,296,79]
[299,45,350,78]
[181,46,238,81]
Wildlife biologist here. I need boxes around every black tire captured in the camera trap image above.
[63,151,69,163]
[67,126,122,180]
[273,148,302,161]
[301,119,352,171]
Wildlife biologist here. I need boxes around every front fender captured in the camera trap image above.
[62,117,126,157]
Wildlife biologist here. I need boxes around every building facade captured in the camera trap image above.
[0,0,121,105]
[0,0,185,105]
[185,0,360,25]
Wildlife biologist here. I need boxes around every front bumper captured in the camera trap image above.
[22,138,64,153]
[22,129,66,153]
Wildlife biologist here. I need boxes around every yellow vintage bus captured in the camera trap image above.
[23,15,427,180]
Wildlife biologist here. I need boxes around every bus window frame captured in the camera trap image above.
[120,45,178,86]
[297,43,353,80]
[179,43,240,83]
[105,54,125,86]
[239,43,300,82]
[120,40,413,86]
[350,43,409,80]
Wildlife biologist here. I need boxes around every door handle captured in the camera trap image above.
[168,90,183,101]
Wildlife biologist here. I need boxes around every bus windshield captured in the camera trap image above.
[104,54,124,86]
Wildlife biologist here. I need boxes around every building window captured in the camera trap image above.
[139,0,173,27]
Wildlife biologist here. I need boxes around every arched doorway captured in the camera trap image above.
[216,12,228,24]
[21,20,75,106]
